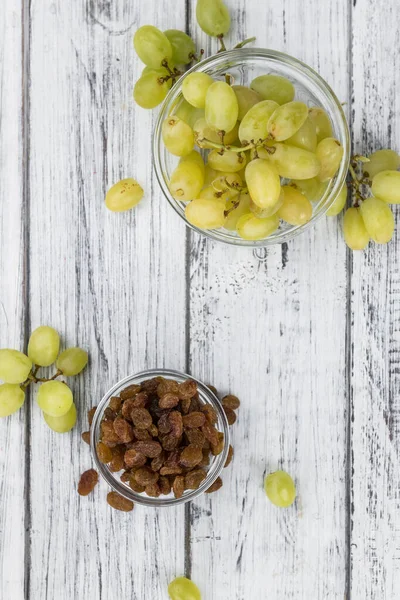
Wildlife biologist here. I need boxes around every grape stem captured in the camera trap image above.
[234,36,257,49]
[197,138,254,153]
[217,35,227,52]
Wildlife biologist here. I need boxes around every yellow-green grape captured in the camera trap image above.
[27,326,60,367]
[207,149,246,173]
[0,349,32,384]
[343,207,370,250]
[173,99,204,128]
[133,71,170,109]
[56,347,88,376]
[264,471,296,507]
[141,64,171,78]
[291,177,328,202]
[364,150,400,180]
[180,150,205,176]
[193,117,238,149]
[249,192,283,219]
[308,107,333,142]
[212,171,242,192]
[162,116,194,157]
[105,178,144,212]
[37,380,73,417]
[236,213,279,240]
[359,197,395,243]
[168,576,201,600]
[316,137,344,182]
[169,159,205,202]
[326,183,347,216]
[133,25,173,68]
[205,81,239,134]
[245,159,281,213]
[232,85,262,121]
[0,383,25,418]
[203,164,219,186]
[225,194,251,230]
[250,74,295,105]
[185,198,226,229]
[199,186,228,203]
[182,72,214,108]
[201,173,242,203]
[196,0,230,37]
[278,185,313,226]
[43,401,77,433]
[371,170,400,204]
[163,30,196,65]
[238,100,279,145]
[257,143,321,180]
[286,117,317,152]
[267,101,309,141]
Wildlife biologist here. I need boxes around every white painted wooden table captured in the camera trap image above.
[1,0,399,598]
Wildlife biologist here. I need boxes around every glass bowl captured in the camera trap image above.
[91,369,230,507]
[153,48,350,247]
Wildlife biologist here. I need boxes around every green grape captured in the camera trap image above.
[141,64,171,77]
[37,380,73,417]
[196,0,230,37]
[232,85,262,121]
[173,99,204,128]
[236,212,279,240]
[168,576,201,600]
[164,30,196,65]
[43,401,77,433]
[238,100,279,145]
[200,173,241,203]
[133,25,173,68]
[291,177,328,202]
[224,193,251,230]
[185,198,226,229]
[359,197,395,243]
[211,171,242,192]
[343,207,370,250]
[278,185,313,225]
[364,150,400,180]
[207,149,246,173]
[257,143,321,180]
[162,116,195,157]
[267,101,309,141]
[286,117,317,152]
[308,107,333,142]
[56,347,88,376]
[250,74,295,105]
[205,81,239,134]
[249,192,283,218]
[203,164,219,186]
[194,118,238,148]
[0,349,32,384]
[326,183,347,216]
[316,137,344,182]
[182,73,214,108]
[169,159,205,201]
[133,71,170,109]
[180,150,205,176]
[265,471,296,507]
[199,186,228,203]
[27,326,60,367]
[371,170,400,204]
[105,178,144,212]
[0,383,25,418]
[245,159,281,213]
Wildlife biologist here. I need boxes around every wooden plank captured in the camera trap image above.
[187,0,351,598]
[350,0,400,597]
[27,1,187,598]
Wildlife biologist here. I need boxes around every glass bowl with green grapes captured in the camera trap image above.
[153,47,350,246]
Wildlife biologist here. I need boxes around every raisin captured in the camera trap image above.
[222,394,240,410]
[150,451,165,472]
[159,393,180,409]
[132,440,162,458]
[157,379,179,397]
[109,446,125,472]
[178,379,197,399]
[133,428,151,441]
[201,421,219,446]
[185,468,207,490]
[78,469,98,496]
[145,483,161,497]
[120,470,131,483]
[134,467,159,486]
[199,450,210,467]
[160,433,180,451]
[168,411,183,437]
[159,475,172,495]
[183,412,206,429]
[180,397,191,414]
[185,428,206,447]
[164,449,180,467]
[97,441,114,463]
[224,445,234,467]
[131,407,152,430]
[88,406,97,427]
[148,424,158,437]
[205,476,223,494]
[124,448,147,469]
[141,377,162,394]
[129,477,145,494]
[132,391,149,408]
[100,420,121,447]
[107,491,134,512]
[211,431,224,456]
[180,444,203,468]
[201,404,218,425]
[120,384,141,400]
[157,412,172,434]
[81,431,90,445]
[104,407,116,420]
[108,396,122,412]
[189,396,201,412]
[113,416,134,443]
[223,407,237,426]
[207,384,218,397]
[159,465,183,476]
[121,398,135,421]
[172,475,185,499]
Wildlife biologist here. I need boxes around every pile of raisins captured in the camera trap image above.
[78,377,240,511]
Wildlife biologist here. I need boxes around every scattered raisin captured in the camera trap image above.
[141,377,162,394]
[78,469,99,496]
[108,396,122,412]
[132,440,162,458]
[178,379,197,399]
[159,465,183,476]
[124,448,147,469]
[160,433,180,451]
[104,407,116,420]
[148,424,158,437]
[121,398,136,421]
[199,450,210,467]
[131,407,153,430]
[159,393,180,409]
[157,412,172,434]
[107,491,134,512]
[180,444,203,468]
[81,431,90,445]
[145,483,161,497]
[108,446,125,472]
[185,428,206,447]
[150,452,165,472]
[134,467,159,486]
[183,412,206,429]
[129,477,145,494]
[164,450,180,467]
[159,476,171,495]
[172,475,185,499]
[132,391,149,408]
[223,407,237,426]
[202,404,218,425]
[185,468,207,490]
[211,432,224,456]
[222,395,240,410]
[133,428,151,441]
[180,397,191,414]
[205,476,223,494]
[120,384,141,400]
[207,384,218,396]
[97,441,114,464]
[168,411,183,437]
[224,445,234,467]
[157,379,179,397]
[100,420,121,447]
[188,396,201,412]
[113,416,134,443]
[88,407,97,427]
[120,470,132,484]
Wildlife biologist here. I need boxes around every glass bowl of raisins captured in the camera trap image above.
[91,369,231,507]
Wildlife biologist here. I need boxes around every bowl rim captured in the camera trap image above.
[90,368,230,507]
[153,47,350,247]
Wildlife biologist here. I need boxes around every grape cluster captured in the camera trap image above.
[0,326,88,433]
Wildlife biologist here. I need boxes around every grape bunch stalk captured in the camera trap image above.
[0,326,88,432]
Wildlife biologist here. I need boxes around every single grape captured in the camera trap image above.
[326,183,347,216]
[236,213,279,240]
[232,85,262,121]
[199,186,229,203]
[308,107,333,142]
[211,171,243,192]
[168,576,201,600]
[225,194,251,230]
[267,101,309,141]
[196,0,230,37]
[27,326,60,367]
[207,149,246,173]
[238,99,279,145]
[200,173,242,203]
[249,192,283,219]
[162,116,195,157]
[364,150,400,180]
[250,74,295,105]
[163,30,196,65]
[343,207,370,250]
[359,197,394,243]
[105,178,144,212]
[43,401,77,433]
[169,159,205,201]
[371,170,400,204]
[173,99,204,128]
[316,137,344,182]
[257,143,321,180]
[185,198,226,229]
[133,71,170,109]
[37,380,73,417]
[0,383,25,418]
[286,117,317,152]
[56,347,88,376]
[0,349,32,384]
[205,81,239,134]
[245,159,281,213]
[180,150,205,175]
[278,186,313,225]
[133,25,173,68]
[194,118,238,148]
[265,470,296,507]
[182,72,214,108]
[291,177,328,202]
